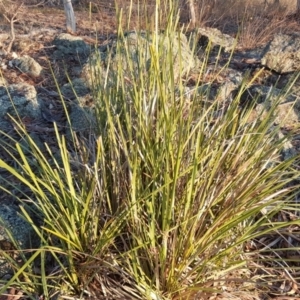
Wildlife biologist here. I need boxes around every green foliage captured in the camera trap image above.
[0,1,299,299]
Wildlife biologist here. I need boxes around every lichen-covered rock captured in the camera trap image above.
[241,85,300,128]
[81,31,201,87]
[196,81,237,103]
[261,34,300,73]
[66,105,96,139]
[60,78,90,99]
[0,83,41,120]
[277,130,297,161]
[52,33,90,61]
[195,27,237,53]
[12,55,43,77]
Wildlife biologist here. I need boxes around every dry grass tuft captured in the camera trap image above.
[189,0,300,50]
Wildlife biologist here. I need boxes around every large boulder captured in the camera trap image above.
[261,34,300,73]
[81,31,201,87]
[194,27,236,53]
[52,33,91,61]
[79,31,201,139]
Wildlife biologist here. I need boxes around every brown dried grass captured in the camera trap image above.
[3,0,300,50]
[190,0,300,50]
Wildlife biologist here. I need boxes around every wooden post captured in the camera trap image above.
[63,0,76,34]
[188,0,196,28]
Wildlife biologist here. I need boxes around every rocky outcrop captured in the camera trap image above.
[239,85,300,127]
[1,27,300,279]
[261,33,300,73]
[66,104,96,139]
[2,29,300,146]
[60,78,90,99]
[3,29,300,145]
[81,31,201,87]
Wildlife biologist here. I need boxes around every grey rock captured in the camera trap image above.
[12,55,43,77]
[261,34,300,73]
[195,27,237,53]
[242,85,300,128]
[0,83,41,120]
[0,205,36,279]
[81,31,200,87]
[272,72,300,98]
[196,80,237,103]
[277,130,297,161]
[0,120,13,133]
[180,64,243,105]
[239,85,296,105]
[61,78,90,99]
[66,105,97,139]
[52,33,91,61]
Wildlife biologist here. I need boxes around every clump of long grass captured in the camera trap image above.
[0,1,299,299]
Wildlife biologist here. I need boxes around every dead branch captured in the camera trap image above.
[0,1,24,53]
[187,0,196,28]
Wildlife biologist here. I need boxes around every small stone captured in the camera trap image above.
[13,55,43,77]
[0,83,41,120]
